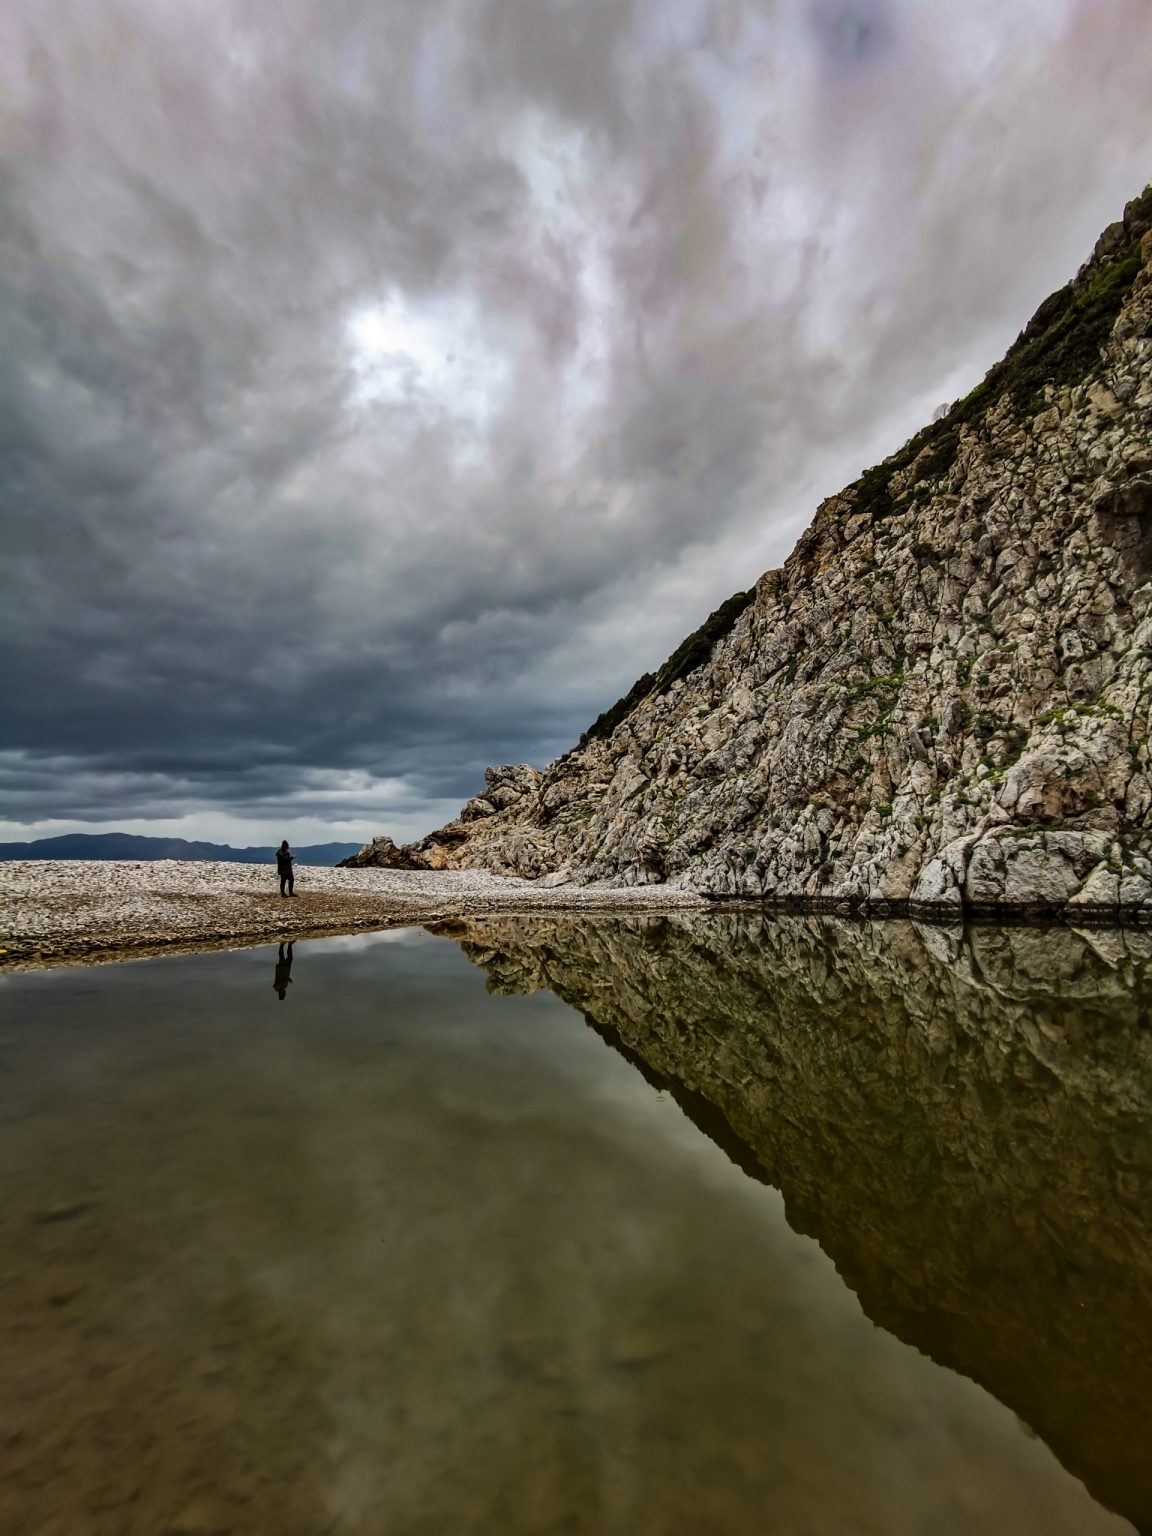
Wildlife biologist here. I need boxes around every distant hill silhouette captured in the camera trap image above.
[0,833,362,866]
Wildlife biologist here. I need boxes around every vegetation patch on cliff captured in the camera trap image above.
[847,216,1147,523]
[580,199,1150,753]
[583,588,754,743]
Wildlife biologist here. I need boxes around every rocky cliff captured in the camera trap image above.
[442,911,1152,1532]
[350,188,1152,916]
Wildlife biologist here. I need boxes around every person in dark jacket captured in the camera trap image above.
[277,840,295,897]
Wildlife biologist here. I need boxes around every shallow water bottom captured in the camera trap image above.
[0,923,1141,1535]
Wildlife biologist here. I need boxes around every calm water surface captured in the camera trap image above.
[1,915,1149,1536]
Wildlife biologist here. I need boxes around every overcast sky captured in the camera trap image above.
[3,0,1152,848]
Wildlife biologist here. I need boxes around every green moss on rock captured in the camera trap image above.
[583,589,755,744]
[844,219,1147,522]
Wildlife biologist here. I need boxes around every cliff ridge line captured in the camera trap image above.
[346,186,1152,918]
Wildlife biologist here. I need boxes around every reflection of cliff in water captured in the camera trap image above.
[442,913,1152,1535]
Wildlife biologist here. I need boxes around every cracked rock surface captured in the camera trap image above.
[352,188,1152,918]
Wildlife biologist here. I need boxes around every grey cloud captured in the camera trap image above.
[3,0,1152,840]
[809,1,896,70]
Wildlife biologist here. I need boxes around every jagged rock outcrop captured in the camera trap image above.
[442,911,1152,1532]
[459,762,544,820]
[339,834,428,870]
[340,765,545,870]
[354,188,1152,915]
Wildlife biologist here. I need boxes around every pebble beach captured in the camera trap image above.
[0,859,708,969]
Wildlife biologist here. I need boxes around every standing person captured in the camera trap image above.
[277,840,296,897]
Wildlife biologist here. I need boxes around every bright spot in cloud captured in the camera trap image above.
[344,291,506,431]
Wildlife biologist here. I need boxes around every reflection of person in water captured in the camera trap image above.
[273,941,294,1000]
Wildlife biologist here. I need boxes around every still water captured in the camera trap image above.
[1,914,1149,1536]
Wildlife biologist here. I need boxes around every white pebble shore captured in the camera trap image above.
[0,859,707,968]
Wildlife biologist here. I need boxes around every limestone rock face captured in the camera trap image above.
[363,188,1152,914]
[338,835,428,870]
[342,766,544,872]
[459,764,544,822]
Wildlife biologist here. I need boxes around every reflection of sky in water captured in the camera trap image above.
[0,926,1138,1536]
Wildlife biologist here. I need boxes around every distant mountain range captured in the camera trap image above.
[0,833,362,866]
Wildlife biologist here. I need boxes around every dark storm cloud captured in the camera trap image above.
[3,0,1152,839]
